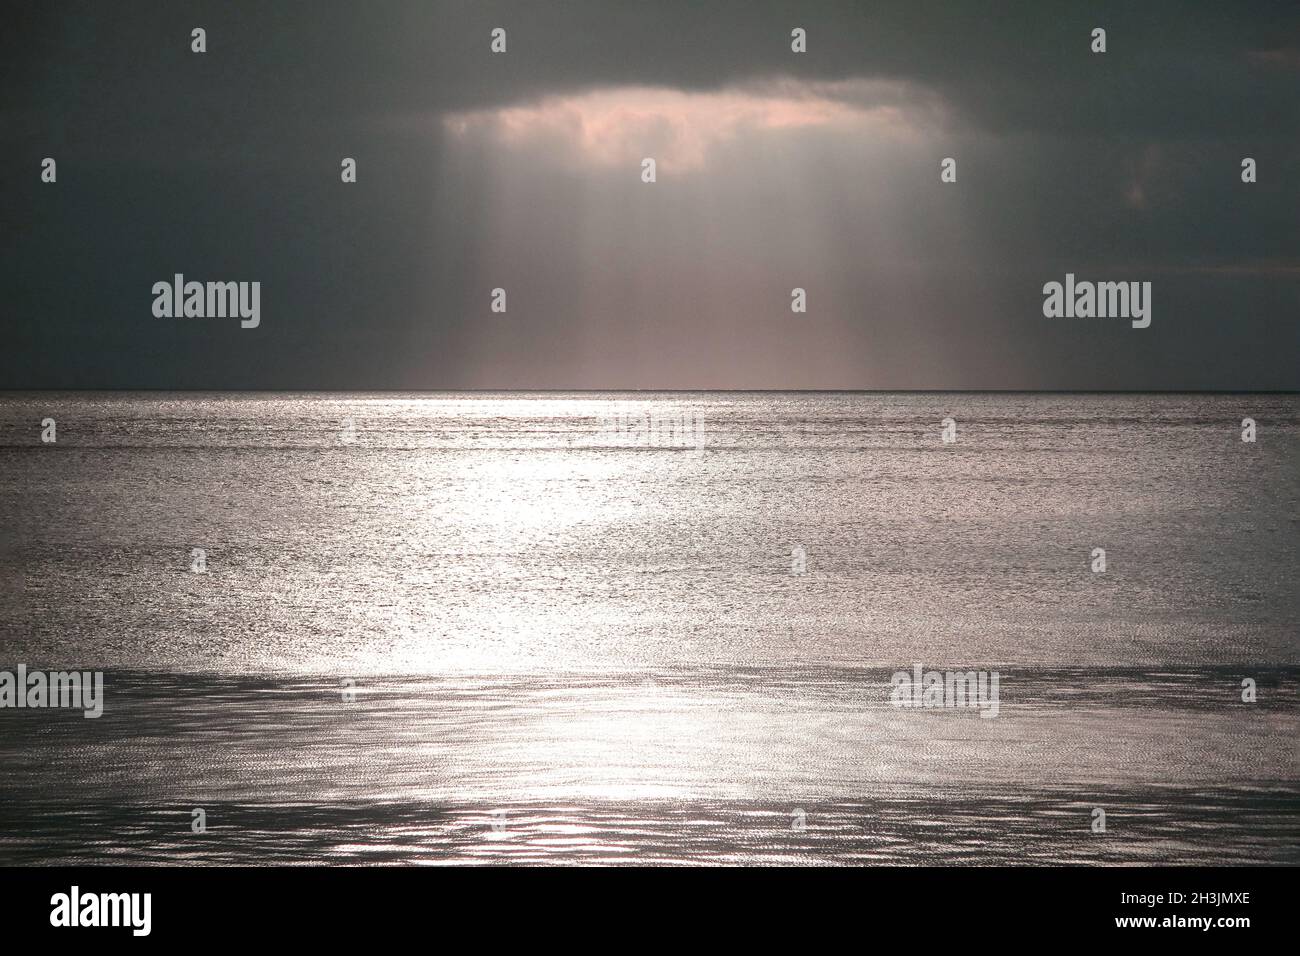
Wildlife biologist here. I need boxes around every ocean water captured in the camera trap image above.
[0,392,1296,864]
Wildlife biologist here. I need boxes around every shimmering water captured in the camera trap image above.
[0,393,1297,864]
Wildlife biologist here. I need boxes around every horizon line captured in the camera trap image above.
[2,388,1298,396]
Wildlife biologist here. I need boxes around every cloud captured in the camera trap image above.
[443,78,947,171]
[3,0,1298,389]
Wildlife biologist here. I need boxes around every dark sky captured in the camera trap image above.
[2,0,1297,390]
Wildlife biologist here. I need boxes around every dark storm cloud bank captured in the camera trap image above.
[1,1,1297,389]
[6,1,1296,134]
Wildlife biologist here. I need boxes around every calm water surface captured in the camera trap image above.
[0,393,1296,863]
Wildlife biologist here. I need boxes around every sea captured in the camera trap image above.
[0,392,1296,864]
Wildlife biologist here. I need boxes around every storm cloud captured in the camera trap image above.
[2,0,1297,388]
